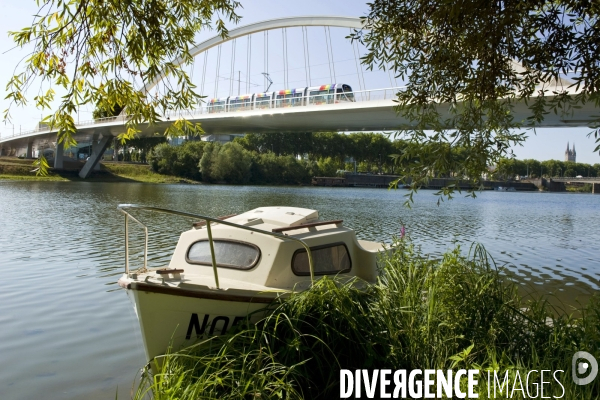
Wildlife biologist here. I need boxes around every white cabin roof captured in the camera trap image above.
[226,206,319,230]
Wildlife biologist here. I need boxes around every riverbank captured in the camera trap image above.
[0,157,198,184]
[133,241,600,399]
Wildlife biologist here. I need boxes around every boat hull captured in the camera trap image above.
[125,282,274,361]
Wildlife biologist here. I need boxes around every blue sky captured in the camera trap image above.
[1,0,598,164]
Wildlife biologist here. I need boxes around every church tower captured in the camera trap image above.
[565,142,576,162]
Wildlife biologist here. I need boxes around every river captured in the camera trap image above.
[0,181,598,399]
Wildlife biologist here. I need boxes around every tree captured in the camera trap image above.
[5,0,241,174]
[353,0,600,202]
[199,142,251,184]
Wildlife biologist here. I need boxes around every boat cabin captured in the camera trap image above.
[163,206,382,292]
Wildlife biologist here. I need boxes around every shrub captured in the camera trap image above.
[149,141,206,180]
[199,142,252,184]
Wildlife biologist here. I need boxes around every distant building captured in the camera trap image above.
[565,142,576,162]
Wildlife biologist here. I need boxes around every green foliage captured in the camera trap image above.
[5,0,241,175]
[236,132,402,173]
[149,140,205,180]
[352,1,600,203]
[92,102,123,119]
[132,241,600,399]
[199,142,252,184]
[316,157,338,177]
[494,157,599,179]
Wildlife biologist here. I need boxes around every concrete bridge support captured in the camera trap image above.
[26,142,33,159]
[593,183,600,194]
[113,137,119,161]
[91,135,103,171]
[547,180,566,192]
[54,140,64,169]
[79,134,111,178]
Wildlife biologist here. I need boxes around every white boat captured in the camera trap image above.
[494,186,516,192]
[117,205,388,362]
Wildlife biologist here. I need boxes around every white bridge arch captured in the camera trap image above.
[143,16,365,94]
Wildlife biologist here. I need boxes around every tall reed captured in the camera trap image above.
[131,239,599,399]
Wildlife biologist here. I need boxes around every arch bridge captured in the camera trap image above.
[0,16,596,178]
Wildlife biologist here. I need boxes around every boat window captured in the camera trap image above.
[186,240,260,270]
[291,243,351,276]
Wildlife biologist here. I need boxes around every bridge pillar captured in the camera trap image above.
[91,135,102,171]
[54,140,64,169]
[547,179,566,192]
[26,142,33,159]
[113,137,119,162]
[79,135,111,178]
[593,183,600,194]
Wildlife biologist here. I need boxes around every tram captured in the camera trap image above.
[207,83,355,114]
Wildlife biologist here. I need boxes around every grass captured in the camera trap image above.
[101,162,199,183]
[0,174,70,181]
[566,184,593,193]
[0,157,198,184]
[130,240,600,399]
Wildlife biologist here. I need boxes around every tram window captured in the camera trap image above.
[309,90,334,105]
[291,243,351,276]
[256,96,271,109]
[209,101,226,113]
[342,85,355,102]
[276,95,293,108]
[293,92,304,106]
[336,88,354,102]
[230,99,251,111]
[187,240,261,270]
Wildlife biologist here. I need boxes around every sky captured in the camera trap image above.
[0,0,598,165]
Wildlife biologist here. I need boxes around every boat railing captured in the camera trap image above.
[117,204,316,288]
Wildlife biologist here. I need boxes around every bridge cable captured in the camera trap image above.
[246,34,251,93]
[327,26,337,83]
[350,29,363,99]
[283,28,289,88]
[285,28,289,88]
[388,62,399,88]
[229,38,236,96]
[387,65,395,95]
[302,26,311,87]
[324,27,333,83]
[214,44,222,98]
[201,51,208,99]
[264,31,269,92]
[282,29,286,88]
[352,34,367,100]
[190,58,195,82]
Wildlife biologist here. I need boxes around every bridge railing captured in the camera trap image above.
[163,86,405,120]
[0,86,405,141]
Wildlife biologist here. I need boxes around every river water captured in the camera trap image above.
[0,181,598,399]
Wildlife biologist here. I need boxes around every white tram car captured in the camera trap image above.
[207,84,355,114]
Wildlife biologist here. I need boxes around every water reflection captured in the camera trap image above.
[0,182,598,399]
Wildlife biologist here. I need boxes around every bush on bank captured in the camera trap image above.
[194,141,333,185]
[149,141,206,181]
[132,240,600,399]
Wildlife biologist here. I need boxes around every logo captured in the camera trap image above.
[572,351,598,385]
